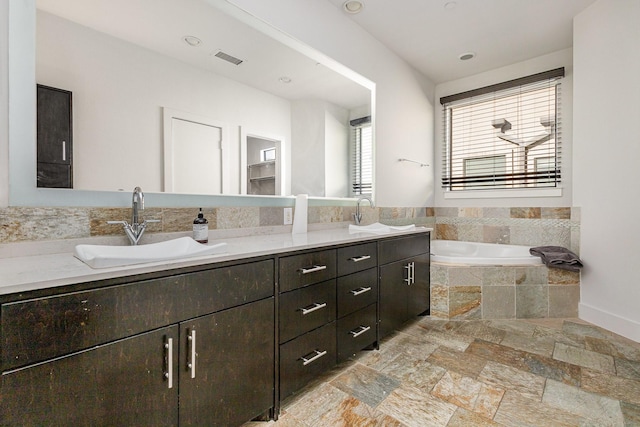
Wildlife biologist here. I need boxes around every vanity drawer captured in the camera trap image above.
[279,279,336,344]
[279,249,337,292]
[337,304,377,363]
[1,259,274,371]
[337,242,377,276]
[279,322,336,399]
[378,233,430,265]
[336,268,378,318]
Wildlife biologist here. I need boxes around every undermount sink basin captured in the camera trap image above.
[75,237,227,269]
[348,222,416,234]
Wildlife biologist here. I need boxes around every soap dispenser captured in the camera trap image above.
[193,208,209,244]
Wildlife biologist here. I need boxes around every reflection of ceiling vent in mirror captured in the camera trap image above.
[213,50,243,66]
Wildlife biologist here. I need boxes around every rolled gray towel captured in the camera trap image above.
[530,246,583,272]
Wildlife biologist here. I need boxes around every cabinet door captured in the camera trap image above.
[379,254,431,339]
[1,326,179,427]
[407,253,430,318]
[379,259,410,338]
[179,298,275,426]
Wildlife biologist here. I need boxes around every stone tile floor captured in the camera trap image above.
[246,317,640,426]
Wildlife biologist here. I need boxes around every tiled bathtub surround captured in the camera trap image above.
[435,206,580,253]
[0,206,435,245]
[430,263,580,320]
[431,206,581,320]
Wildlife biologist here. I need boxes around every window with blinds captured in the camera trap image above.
[350,116,373,196]
[440,68,563,192]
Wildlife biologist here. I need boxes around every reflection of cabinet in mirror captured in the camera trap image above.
[244,135,283,196]
[36,84,73,188]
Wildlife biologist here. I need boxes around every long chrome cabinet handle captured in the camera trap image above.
[187,329,196,379]
[411,262,416,285]
[301,350,328,366]
[349,325,371,338]
[299,265,327,275]
[404,262,415,285]
[300,302,327,315]
[164,336,173,389]
[349,255,371,262]
[350,287,372,296]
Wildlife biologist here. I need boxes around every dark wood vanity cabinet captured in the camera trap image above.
[278,240,382,398]
[278,249,338,400]
[0,259,275,427]
[0,230,430,425]
[336,243,378,362]
[378,234,431,339]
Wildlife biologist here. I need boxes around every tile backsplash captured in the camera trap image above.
[0,205,436,244]
[0,205,578,251]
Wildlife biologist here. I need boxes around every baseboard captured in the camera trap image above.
[579,302,640,342]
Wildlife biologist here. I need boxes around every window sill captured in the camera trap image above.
[443,188,562,200]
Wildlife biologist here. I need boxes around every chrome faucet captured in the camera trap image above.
[354,196,374,225]
[108,187,159,245]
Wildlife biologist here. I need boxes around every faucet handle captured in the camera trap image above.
[143,219,161,224]
[107,220,128,225]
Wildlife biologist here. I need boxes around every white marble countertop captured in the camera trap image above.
[0,226,432,296]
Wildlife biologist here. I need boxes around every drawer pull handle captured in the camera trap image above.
[349,255,371,262]
[301,302,327,315]
[299,265,327,275]
[350,286,372,296]
[350,325,371,338]
[164,337,173,389]
[301,349,328,366]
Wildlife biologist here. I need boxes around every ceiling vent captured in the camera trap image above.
[213,50,244,66]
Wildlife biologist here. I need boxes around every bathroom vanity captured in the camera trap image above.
[0,227,430,426]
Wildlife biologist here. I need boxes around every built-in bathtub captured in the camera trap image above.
[429,240,578,320]
[431,240,542,266]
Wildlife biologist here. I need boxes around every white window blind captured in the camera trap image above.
[350,116,372,196]
[440,68,563,191]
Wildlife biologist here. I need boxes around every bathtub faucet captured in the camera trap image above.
[354,196,374,225]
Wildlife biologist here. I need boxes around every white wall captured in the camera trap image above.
[37,10,292,194]
[324,106,349,198]
[227,0,436,207]
[434,49,574,208]
[290,100,326,196]
[574,0,640,341]
[0,1,8,207]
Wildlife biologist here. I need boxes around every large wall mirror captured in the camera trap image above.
[8,0,374,207]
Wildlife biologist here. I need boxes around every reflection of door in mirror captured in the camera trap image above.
[240,128,286,196]
[163,108,230,195]
[246,137,282,196]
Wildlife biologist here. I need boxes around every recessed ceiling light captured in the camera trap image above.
[459,52,475,61]
[343,0,364,14]
[279,76,292,84]
[183,36,202,47]
[444,1,457,10]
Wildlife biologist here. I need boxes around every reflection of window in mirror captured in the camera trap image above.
[261,148,276,162]
[350,116,373,196]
